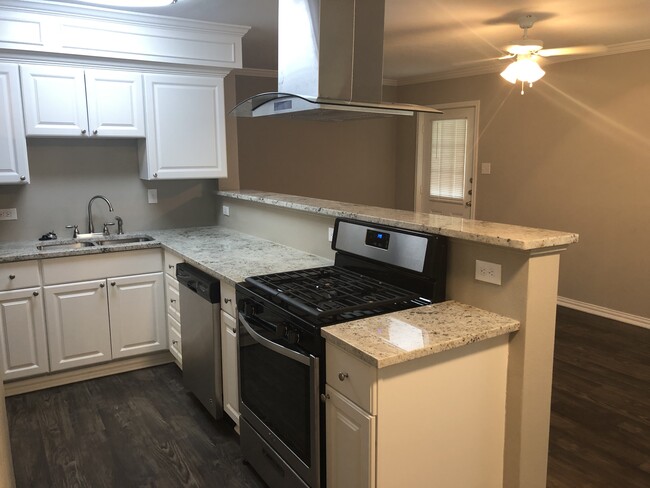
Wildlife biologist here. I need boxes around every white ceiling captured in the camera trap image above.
[32,0,650,83]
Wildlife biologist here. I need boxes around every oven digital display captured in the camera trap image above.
[365,229,390,250]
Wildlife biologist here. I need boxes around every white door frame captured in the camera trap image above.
[414,100,480,219]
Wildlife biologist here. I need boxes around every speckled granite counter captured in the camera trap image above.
[0,226,332,286]
[217,190,579,251]
[321,300,519,368]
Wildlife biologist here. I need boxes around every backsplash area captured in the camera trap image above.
[0,139,218,242]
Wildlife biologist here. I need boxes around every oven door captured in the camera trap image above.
[238,310,320,488]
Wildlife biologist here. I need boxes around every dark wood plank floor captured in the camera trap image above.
[4,307,650,487]
[547,308,650,487]
[5,364,266,488]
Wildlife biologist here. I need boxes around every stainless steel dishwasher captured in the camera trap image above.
[176,263,222,419]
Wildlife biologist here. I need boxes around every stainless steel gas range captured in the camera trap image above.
[236,218,447,488]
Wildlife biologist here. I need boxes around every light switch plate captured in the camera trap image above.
[328,227,334,242]
[222,205,230,216]
[481,163,491,175]
[0,208,17,220]
[147,189,158,204]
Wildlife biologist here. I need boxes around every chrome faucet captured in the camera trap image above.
[87,195,114,234]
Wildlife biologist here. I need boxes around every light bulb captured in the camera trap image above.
[500,57,545,85]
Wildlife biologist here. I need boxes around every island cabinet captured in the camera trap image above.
[0,63,29,184]
[20,64,145,138]
[324,336,511,488]
[41,249,166,372]
[138,73,228,180]
[220,282,240,428]
[0,261,48,380]
[163,251,184,367]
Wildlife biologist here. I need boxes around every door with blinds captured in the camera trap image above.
[415,103,478,218]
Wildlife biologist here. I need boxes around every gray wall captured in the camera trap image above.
[0,138,218,242]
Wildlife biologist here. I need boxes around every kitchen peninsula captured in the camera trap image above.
[1,191,577,488]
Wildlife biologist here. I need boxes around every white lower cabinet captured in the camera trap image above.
[325,385,376,488]
[164,251,184,367]
[0,287,49,380]
[324,336,510,488]
[220,282,240,428]
[44,279,112,372]
[108,272,166,359]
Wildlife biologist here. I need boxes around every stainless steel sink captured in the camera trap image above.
[37,241,96,250]
[92,235,155,246]
[36,234,155,250]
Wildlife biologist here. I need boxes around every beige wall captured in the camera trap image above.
[0,139,218,242]
[396,50,650,319]
[233,75,400,208]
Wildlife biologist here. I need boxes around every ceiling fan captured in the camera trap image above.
[496,14,606,94]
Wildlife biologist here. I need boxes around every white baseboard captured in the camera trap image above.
[3,351,175,397]
[557,296,650,330]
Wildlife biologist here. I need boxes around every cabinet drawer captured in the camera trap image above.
[164,251,184,278]
[42,249,162,285]
[168,314,182,365]
[326,343,377,414]
[167,278,180,323]
[0,261,41,291]
[220,282,236,317]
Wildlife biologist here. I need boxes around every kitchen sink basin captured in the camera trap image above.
[92,235,155,246]
[37,241,96,250]
[37,235,155,250]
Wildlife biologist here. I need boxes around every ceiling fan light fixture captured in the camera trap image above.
[500,57,545,84]
[77,0,177,7]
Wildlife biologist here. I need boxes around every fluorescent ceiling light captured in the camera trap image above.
[77,0,177,7]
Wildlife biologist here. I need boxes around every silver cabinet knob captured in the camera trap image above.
[9,274,15,280]
[224,298,232,304]
[172,340,178,345]
[111,282,116,287]
[93,129,98,135]
[168,264,174,269]
[170,299,176,303]
[100,283,105,288]
[153,173,158,178]
[338,372,349,382]
[81,129,87,134]
[320,393,330,402]
[20,176,26,181]
[33,291,39,297]
[465,201,472,207]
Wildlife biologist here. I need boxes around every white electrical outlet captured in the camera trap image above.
[147,189,158,204]
[328,227,334,242]
[475,260,502,285]
[0,208,17,220]
[222,205,230,216]
[481,163,492,175]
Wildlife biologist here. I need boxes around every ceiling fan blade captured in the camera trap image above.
[537,45,607,57]
[453,54,514,67]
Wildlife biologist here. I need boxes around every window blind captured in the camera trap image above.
[429,118,467,200]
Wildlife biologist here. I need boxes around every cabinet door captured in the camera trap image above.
[220,310,239,425]
[0,63,29,184]
[140,73,227,179]
[325,385,376,488]
[0,287,49,380]
[44,280,112,371]
[20,65,89,136]
[108,272,166,359]
[85,69,145,137]
[168,313,182,366]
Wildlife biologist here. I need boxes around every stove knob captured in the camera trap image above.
[286,329,299,345]
[276,323,287,338]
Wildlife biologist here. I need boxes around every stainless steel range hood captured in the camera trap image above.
[231,0,441,121]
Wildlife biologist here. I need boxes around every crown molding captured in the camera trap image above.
[393,38,650,87]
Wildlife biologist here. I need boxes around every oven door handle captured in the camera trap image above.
[239,312,310,366]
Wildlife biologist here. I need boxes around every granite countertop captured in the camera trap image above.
[217,190,579,251]
[321,300,520,368]
[0,226,332,286]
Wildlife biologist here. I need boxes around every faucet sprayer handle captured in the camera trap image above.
[103,222,115,236]
[66,225,79,238]
[115,216,124,235]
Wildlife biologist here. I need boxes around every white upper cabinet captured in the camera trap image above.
[0,62,29,184]
[139,73,227,180]
[20,65,145,138]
